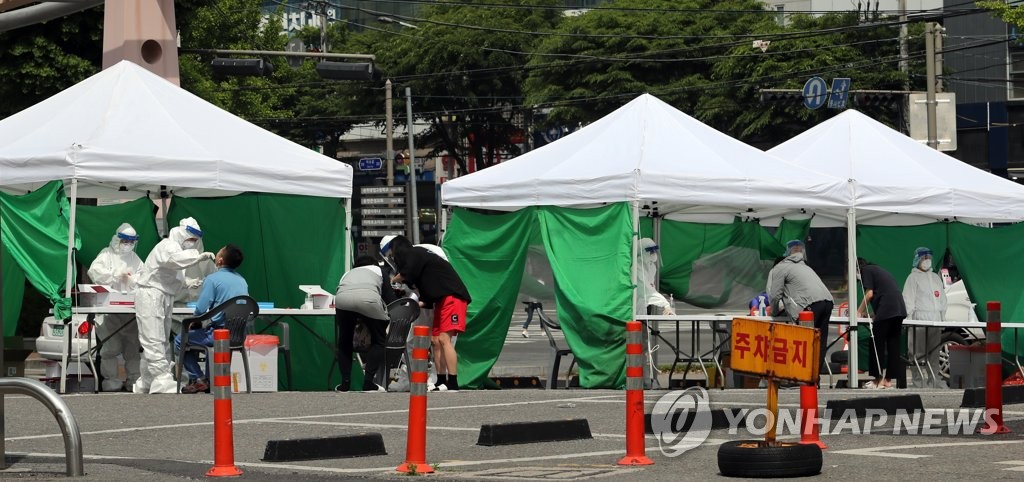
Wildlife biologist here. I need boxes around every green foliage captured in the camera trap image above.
[0,7,103,118]
[978,1,1024,28]
[340,0,565,172]
[525,1,918,146]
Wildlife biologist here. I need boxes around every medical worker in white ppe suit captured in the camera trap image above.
[132,217,215,394]
[903,247,948,388]
[87,223,144,391]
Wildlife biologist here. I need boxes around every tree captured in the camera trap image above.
[339,0,565,174]
[0,6,103,119]
[978,1,1024,28]
[525,0,921,146]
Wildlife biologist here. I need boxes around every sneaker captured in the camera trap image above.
[430,383,448,392]
[521,329,529,338]
[362,384,386,393]
[181,379,209,394]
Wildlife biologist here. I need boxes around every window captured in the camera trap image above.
[775,5,785,27]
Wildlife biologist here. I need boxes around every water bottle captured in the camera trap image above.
[758,296,767,316]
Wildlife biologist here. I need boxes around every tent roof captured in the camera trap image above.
[441,94,849,219]
[769,109,1024,225]
[0,61,352,199]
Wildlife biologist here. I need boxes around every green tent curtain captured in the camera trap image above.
[538,203,634,388]
[169,193,347,391]
[857,223,950,289]
[445,204,633,389]
[76,198,160,269]
[0,181,77,329]
[656,218,789,308]
[774,218,812,245]
[445,208,535,389]
[1,246,26,337]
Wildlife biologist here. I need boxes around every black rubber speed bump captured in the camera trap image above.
[477,419,592,446]
[644,408,746,434]
[825,394,924,418]
[489,376,543,389]
[263,433,386,461]
[961,385,1024,407]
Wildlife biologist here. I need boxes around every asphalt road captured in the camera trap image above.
[5,304,1011,480]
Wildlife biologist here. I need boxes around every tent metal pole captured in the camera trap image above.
[344,198,352,272]
[61,178,78,394]
[631,201,640,320]
[847,207,859,388]
[439,206,447,244]
[1,206,5,468]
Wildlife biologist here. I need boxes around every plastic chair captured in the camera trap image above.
[380,298,421,388]
[525,302,575,389]
[174,295,259,394]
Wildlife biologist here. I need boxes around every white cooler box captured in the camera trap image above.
[229,335,279,392]
[948,344,986,389]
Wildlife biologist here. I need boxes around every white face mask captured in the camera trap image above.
[790,252,805,262]
[647,252,658,264]
[182,239,197,250]
[115,242,135,254]
[919,259,932,271]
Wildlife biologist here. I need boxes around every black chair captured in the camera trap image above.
[380,298,421,389]
[175,295,259,394]
[526,302,576,389]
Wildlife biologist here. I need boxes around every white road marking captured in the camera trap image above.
[833,440,1024,459]
[995,460,1024,471]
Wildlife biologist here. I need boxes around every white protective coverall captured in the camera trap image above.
[903,252,948,388]
[86,223,143,391]
[636,238,674,316]
[132,218,214,394]
[176,238,218,303]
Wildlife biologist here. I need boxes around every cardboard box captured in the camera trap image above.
[229,335,279,392]
[299,285,333,309]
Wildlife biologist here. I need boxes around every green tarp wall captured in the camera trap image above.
[76,198,161,268]
[169,194,347,391]
[1,181,77,335]
[446,204,633,389]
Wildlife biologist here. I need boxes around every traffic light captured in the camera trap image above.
[853,93,899,107]
[210,58,274,76]
[759,90,804,106]
[315,61,375,81]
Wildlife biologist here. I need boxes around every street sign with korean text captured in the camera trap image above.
[360,185,405,195]
[827,78,852,109]
[361,197,405,205]
[361,229,406,237]
[361,218,406,226]
[802,77,828,110]
[730,318,820,383]
[358,157,383,171]
[361,207,405,216]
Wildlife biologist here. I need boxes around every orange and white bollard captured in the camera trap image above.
[799,385,827,449]
[618,321,653,466]
[396,325,434,473]
[979,301,1011,435]
[207,329,242,477]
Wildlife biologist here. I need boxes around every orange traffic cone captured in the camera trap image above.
[799,385,827,449]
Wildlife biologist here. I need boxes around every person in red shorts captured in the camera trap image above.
[383,235,471,391]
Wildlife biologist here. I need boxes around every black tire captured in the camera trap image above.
[938,331,967,381]
[718,440,822,478]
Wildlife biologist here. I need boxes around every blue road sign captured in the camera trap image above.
[802,77,828,110]
[358,157,383,171]
[828,78,852,109]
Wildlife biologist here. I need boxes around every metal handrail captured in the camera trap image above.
[0,377,84,476]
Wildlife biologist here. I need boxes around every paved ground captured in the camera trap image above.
[4,386,1024,480]
[8,306,1017,480]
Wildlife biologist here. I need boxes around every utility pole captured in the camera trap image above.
[385,80,394,187]
[899,0,909,132]
[925,22,938,150]
[306,0,329,52]
[406,87,420,244]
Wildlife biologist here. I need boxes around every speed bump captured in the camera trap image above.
[262,433,386,461]
[477,419,592,446]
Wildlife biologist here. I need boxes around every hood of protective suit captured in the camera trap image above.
[912,247,932,269]
[380,235,397,256]
[109,222,138,249]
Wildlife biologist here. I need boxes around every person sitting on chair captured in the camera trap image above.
[175,244,248,394]
[334,255,397,392]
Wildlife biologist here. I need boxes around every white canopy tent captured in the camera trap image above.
[769,108,1024,385]
[0,60,354,311]
[442,94,852,348]
[443,93,850,219]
